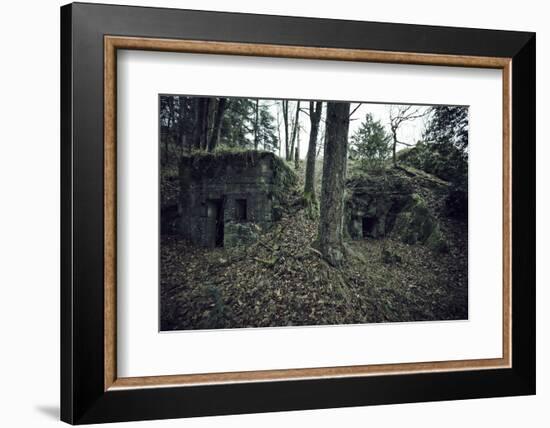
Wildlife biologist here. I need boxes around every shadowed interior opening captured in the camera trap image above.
[362,216,376,237]
[235,198,247,222]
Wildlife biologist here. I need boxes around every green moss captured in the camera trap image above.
[179,150,297,189]
[272,155,297,188]
[393,193,447,252]
[425,225,449,253]
[382,248,402,264]
[224,222,259,248]
[211,145,252,155]
[182,149,266,171]
[271,155,298,207]
[303,191,319,220]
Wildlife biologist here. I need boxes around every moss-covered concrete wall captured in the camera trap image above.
[345,168,449,252]
[176,151,294,248]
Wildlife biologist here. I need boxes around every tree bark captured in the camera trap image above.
[282,100,290,161]
[200,98,210,150]
[289,101,300,161]
[317,128,326,158]
[276,108,282,157]
[192,98,205,150]
[254,99,260,150]
[177,97,190,156]
[391,128,397,166]
[318,102,350,267]
[207,98,227,152]
[304,101,323,199]
[295,112,301,168]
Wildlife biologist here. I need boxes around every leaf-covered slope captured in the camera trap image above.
[161,162,467,331]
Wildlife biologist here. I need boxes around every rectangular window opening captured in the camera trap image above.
[235,199,247,222]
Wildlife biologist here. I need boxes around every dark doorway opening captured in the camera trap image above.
[161,204,179,235]
[206,199,224,247]
[362,216,376,238]
[235,198,248,222]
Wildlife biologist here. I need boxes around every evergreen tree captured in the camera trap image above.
[424,105,468,152]
[220,98,256,148]
[256,105,279,152]
[349,113,391,168]
[421,105,469,183]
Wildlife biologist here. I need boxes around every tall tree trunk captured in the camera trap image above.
[318,102,350,267]
[207,98,227,152]
[304,101,323,199]
[289,101,300,161]
[192,98,205,150]
[295,114,301,168]
[391,128,397,166]
[207,98,216,142]
[276,108,282,157]
[254,99,260,150]
[163,97,174,166]
[178,97,190,156]
[200,98,210,150]
[317,127,326,158]
[282,100,290,160]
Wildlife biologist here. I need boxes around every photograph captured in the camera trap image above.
[159,95,469,331]
[52,1,537,424]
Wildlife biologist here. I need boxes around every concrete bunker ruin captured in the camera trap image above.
[345,168,449,252]
[346,171,412,240]
[176,151,295,248]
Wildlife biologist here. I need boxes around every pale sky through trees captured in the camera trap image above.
[265,101,432,160]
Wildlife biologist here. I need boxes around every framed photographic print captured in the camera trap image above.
[60,2,535,424]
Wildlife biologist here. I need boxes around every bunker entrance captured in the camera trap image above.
[206,199,224,247]
[362,216,377,238]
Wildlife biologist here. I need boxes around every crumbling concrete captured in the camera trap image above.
[173,150,294,248]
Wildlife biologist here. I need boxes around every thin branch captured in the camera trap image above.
[349,103,363,118]
[396,140,414,147]
[298,107,311,118]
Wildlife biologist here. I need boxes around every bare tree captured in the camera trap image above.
[318,102,350,267]
[389,105,426,166]
[289,101,301,162]
[282,100,290,160]
[276,105,282,158]
[304,101,323,201]
[253,99,260,150]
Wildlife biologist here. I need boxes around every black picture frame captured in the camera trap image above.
[61,2,535,424]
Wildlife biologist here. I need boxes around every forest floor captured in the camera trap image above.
[160,160,468,331]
